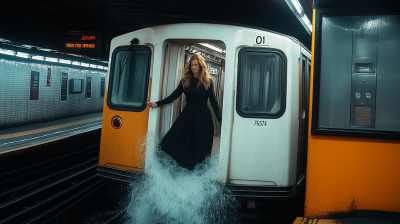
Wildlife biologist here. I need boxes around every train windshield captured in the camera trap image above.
[108,46,152,111]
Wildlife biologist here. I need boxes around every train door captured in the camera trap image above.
[296,54,311,181]
[99,45,152,172]
[158,42,225,153]
[229,47,288,186]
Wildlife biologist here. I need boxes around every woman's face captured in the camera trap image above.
[191,59,200,75]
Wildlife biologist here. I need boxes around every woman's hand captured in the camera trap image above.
[146,102,158,109]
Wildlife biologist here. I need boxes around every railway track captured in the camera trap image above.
[0,129,103,224]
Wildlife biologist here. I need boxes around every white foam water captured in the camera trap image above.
[123,134,241,224]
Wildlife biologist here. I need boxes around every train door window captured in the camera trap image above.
[314,15,400,136]
[107,45,152,111]
[236,47,287,118]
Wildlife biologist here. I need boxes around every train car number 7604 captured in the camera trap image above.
[254,120,267,126]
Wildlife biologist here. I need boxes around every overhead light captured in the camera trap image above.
[89,64,97,68]
[0,48,16,56]
[199,43,225,53]
[20,44,33,49]
[81,63,89,67]
[301,15,313,31]
[291,0,303,14]
[103,66,108,70]
[59,59,71,64]
[32,55,45,61]
[72,61,80,66]
[16,52,29,58]
[38,47,52,52]
[285,0,312,35]
[45,57,59,62]
[0,38,11,43]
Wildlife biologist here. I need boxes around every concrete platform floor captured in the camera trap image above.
[0,112,102,157]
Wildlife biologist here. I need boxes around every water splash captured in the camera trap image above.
[123,133,241,224]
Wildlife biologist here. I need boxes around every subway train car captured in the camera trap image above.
[305,0,400,218]
[98,23,311,198]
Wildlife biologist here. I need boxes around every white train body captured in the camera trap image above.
[100,23,311,198]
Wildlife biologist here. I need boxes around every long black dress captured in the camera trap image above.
[156,77,222,170]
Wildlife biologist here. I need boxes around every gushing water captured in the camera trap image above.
[123,133,241,224]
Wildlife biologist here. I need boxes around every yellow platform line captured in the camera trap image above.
[294,217,339,224]
[0,117,102,140]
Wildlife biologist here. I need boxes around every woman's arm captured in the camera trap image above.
[155,81,184,107]
[207,81,222,124]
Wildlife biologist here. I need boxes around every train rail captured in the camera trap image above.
[0,130,102,224]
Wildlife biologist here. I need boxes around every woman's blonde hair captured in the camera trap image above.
[181,54,212,90]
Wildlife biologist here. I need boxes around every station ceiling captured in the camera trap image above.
[1,0,313,60]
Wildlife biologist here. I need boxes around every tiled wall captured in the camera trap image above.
[0,57,107,129]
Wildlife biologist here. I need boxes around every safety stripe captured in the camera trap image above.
[0,117,102,140]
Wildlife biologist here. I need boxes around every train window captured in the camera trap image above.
[107,45,151,112]
[236,47,286,118]
[315,15,400,135]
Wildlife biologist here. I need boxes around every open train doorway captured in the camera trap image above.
[158,40,226,155]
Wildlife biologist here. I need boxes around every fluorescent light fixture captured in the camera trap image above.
[0,48,16,56]
[72,61,80,66]
[285,0,312,35]
[16,52,29,58]
[45,57,58,62]
[81,63,89,67]
[32,55,45,61]
[0,38,11,43]
[301,15,313,31]
[103,67,108,70]
[199,43,225,53]
[291,0,303,14]
[20,44,33,49]
[89,64,97,68]
[38,47,52,52]
[59,59,71,64]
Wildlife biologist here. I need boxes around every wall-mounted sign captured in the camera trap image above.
[60,72,68,102]
[30,71,40,100]
[70,79,83,93]
[46,65,51,86]
[100,77,105,97]
[86,74,92,99]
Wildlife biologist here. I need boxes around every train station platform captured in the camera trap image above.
[294,216,400,224]
[0,112,103,158]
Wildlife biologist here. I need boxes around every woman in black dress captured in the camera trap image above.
[146,54,222,170]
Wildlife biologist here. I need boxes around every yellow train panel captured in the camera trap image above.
[99,78,152,172]
[305,9,400,218]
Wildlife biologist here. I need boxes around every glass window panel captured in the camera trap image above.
[318,15,400,132]
[110,48,150,109]
[238,50,283,117]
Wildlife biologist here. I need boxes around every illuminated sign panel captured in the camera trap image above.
[66,43,95,49]
[62,31,99,52]
[81,36,96,40]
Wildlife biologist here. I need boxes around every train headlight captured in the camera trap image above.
[111,116,123,129]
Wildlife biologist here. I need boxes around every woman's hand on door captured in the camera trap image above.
[146,102,158,109]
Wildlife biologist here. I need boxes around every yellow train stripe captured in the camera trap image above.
[0,117,102,140]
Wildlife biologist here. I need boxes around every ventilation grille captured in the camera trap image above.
[354,106,371,125]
